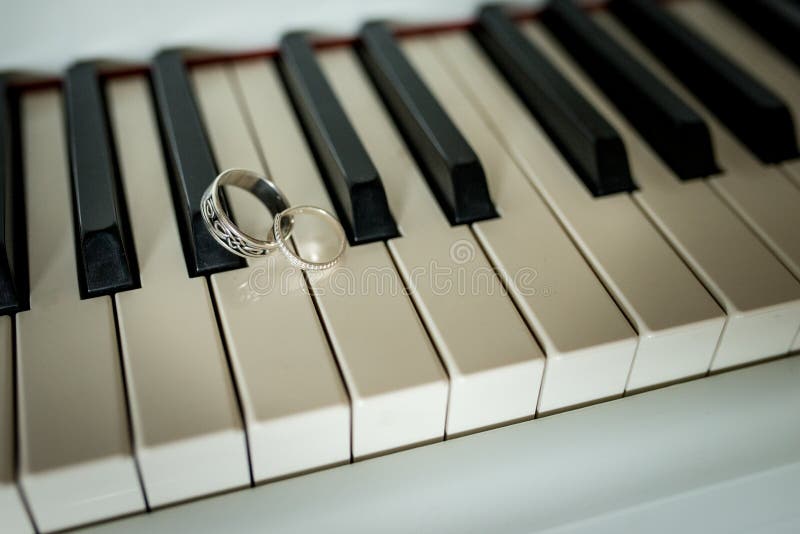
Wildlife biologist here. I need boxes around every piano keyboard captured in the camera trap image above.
[2,0,800,531]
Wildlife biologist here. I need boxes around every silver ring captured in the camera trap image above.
[201,168,293,258]
[273,206,347,271]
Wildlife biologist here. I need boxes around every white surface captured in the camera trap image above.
[0,316,33,533]
[523,20,800,371]
[16,89,145,532]
[0,0,544,73]
[191,63,351,482]
[195,59,448,460]
[108,76,251,506]
[404,37,639,413]
[77,355,800,534]
[432,32,726,393]
[319,47,545,435]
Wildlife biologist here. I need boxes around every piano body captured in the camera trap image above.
[1,0,799,532]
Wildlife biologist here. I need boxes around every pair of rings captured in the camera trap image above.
[201,168,346,271]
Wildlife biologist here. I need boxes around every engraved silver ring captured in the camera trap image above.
[201,168,293,258]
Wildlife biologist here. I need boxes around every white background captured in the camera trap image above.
[0,0,549,74]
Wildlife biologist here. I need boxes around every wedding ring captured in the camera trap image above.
[273,206,347,271]
[201,168,293,258]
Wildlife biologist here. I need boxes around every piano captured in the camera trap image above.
[2,0,800,532]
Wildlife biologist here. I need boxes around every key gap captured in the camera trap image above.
[628,192,726,313]
[620,335,644,396]
[779,165,800,193]
[463,224,549,418]
[205,276,256,487]
[300,266,355,464]
[381,241,452,441]
[221,66,275,183]
[11,315,39,532]
[627,192,730,358]
[109,298,151,511]
[704,178,800,286]
[465,224,545,359]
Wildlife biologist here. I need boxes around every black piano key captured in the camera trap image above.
[279,32,399,244]
[719,0,800,70]
[358,22,497,224]
[610,0,800,164]
[151,50,245,276]
[64,63,140,298]
[474,5,636,196]
[0,76,28,314]
[541,0,719,181]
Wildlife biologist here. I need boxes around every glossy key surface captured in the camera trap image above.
[541,0,718,180]
[610,0,799,164]
[279,33,399,244]
[719,0,800,69]
[475,5,636,196]
[0,316,33,532]
[0,77,27,314]
[151,50,245,276]
[64,62,139,298]
[359,22,497,224]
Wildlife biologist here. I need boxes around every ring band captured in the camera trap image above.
[201,168,293,258]
[273,206,347,271]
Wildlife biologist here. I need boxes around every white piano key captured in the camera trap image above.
[594,11,800,281]
[523,21,800,370]
[16,90,145,532]
[227,59,449,458]
[0,316,33,533]
[106,76,250,506]
[400,37,639,414]
[317,47,544,433]
[188,64,350,482]
[433,32,725,393]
